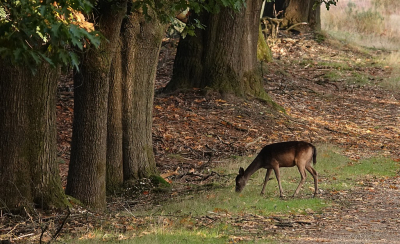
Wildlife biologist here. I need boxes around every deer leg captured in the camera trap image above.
[261,168,272,195]
[273,167,285,198]
[293,165,307,197]
[306,165,318,197]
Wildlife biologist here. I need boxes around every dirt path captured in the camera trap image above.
[259,37,400,243]
[272,176,400,243]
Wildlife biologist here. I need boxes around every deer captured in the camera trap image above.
[235,141,318,198]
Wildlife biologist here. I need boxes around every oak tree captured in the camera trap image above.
[165,0,268,99]
[0,0,98,212]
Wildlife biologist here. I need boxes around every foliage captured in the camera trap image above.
[132,0,245,21]
[0,0,99,72]
[315,0,339,10]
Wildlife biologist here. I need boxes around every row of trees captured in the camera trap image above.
[0,0,332,212]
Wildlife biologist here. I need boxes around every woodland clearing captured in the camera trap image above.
[1,30,400,243]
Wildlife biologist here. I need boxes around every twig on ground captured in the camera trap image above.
[50,208,70,243]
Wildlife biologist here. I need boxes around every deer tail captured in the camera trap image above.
[312,145,317,165]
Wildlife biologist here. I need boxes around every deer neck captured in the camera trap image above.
[243,157,262,181]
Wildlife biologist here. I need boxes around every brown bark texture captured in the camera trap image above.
[107,40,124,193]
[27,64,68,209]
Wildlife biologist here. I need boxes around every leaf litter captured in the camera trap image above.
[1,33,400,243]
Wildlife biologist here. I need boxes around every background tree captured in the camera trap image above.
[0,0,98,212]
[164,0,267,99]
[106,40,124,193]
[119,6,166,181]
[66,0,128,210]
[263,0,337,31]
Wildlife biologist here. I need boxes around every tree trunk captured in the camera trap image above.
[0,63,31,212]
[308,1,321,31]
[27,64,68,209]
[0,61,68,212]
[106,40,124,193]
[121,8,166,180]
[263,0,321,30]
[165,0,267,98]
[66,0,127,210]
[283,0,312,27]
[257,23,273,62]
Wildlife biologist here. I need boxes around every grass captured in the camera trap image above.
[65,230,231,244]
[379,51,400,89]
[61,145,399,243]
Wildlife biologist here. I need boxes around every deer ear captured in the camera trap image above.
[239,167,244,175]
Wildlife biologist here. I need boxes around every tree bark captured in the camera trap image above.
[106,40,124,193]
[263,0,321,30]
[283,0,312,27]
[27,64,68,209]
[0,61,68,212]
[120,8,166,180]
[165,0,267,98]
[0,62,31,212]
[66,0,127,210]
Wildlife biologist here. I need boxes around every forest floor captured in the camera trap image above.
[148,33,400,243]
[2,32,400,243]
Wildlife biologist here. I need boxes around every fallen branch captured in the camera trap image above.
[49,208,70,243]
[285,22,308,32]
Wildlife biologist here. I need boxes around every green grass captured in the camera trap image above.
[315,144,399,191]
[61,144,399,243]
[63,230,231,244]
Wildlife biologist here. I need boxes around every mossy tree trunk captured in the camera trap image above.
[0,62,68,212]
[66,0,127,210]
[165,0,267,98]
[257,24,273,62]
[120,7,166,180]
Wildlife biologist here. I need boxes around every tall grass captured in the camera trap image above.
[321,0,400,50]
[321,0,400,89]
[379,50,400,89]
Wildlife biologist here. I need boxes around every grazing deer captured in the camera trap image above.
[235,141,318,197]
